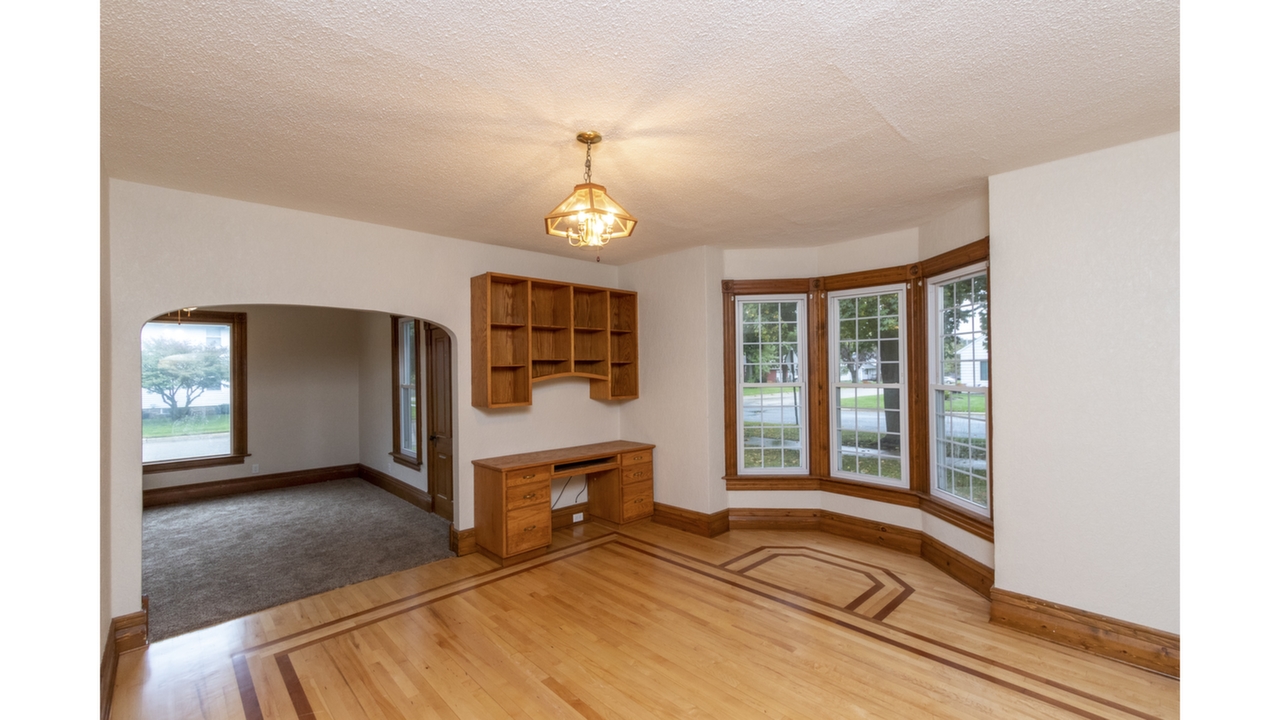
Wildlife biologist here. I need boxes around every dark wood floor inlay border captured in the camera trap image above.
[730,550,913,620]
[227,535,1162,720]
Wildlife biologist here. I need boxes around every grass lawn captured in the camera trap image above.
[836,391,986,413]
[143,414,230,438]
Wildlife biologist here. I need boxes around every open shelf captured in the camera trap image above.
[573,287,609,330]
[489,366,530,406]
[610,292,637,332]
[489,277,528,326]
[531,282,572,328]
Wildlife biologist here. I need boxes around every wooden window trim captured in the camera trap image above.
[722,239,993,536]
[391,316,424,471]
[142,310,249,475]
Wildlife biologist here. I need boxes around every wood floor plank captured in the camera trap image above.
[111,521,1178,720]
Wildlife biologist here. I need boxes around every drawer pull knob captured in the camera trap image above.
[524,525,537,532]
[633,455,643,460]
[523,492,536,499]
[633,472,642,478]
[523,473,536,479]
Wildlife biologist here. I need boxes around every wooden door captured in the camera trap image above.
[426,324,455,521]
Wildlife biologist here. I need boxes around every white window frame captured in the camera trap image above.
[736,294,809,475]
[397,317,419,459]
[927,262,991,517]
[828,283,909,488]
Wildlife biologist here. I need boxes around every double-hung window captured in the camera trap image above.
[829,285,908,487]
[928,265,990,515]
[391,316,422,469]
[737,295,808,473]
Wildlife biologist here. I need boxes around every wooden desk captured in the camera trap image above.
[473,440,655,565]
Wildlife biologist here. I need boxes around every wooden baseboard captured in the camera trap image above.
[820,510,922,555]
[652,503,730,537]
[921,535,993,599]
[450,526,477,555]
[101,597,149,720]
[552,502,590,530]
[100,622,117,720]
[989,588,1179,677]
[726,475,994,543]
[729,507,994,600]
[143,464,360,507]
[357,464,433,513]
[728,507,821,530]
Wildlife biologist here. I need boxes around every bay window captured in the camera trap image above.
[723,238,993,532]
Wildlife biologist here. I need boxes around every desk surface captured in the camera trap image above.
[472,440,654,472]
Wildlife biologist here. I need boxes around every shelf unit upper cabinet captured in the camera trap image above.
[472,272,639,407]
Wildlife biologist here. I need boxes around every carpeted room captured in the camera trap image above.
[143,479,452,640]
[140,303,458,640]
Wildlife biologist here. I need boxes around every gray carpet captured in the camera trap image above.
[143,478,453,641]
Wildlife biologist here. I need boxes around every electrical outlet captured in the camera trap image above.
[251,464,260,474]
[573,512,584,523]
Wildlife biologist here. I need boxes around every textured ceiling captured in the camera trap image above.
[102,1,1179,264]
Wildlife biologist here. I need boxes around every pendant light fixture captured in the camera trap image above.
[544,131,637,252]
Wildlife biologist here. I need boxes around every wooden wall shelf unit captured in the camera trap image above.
[472,272,639,407]
[473,441,655,565]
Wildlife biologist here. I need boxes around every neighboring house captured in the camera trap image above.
[141,384,231,417]
[956,338,989,387]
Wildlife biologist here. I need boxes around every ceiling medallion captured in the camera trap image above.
[544,131,637,260]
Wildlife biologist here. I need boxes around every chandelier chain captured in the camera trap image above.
[583,141,593,184]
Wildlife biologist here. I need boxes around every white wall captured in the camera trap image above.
[723,228,919,279]
[143,304,363,489]
[919,194,990,260]
[100,161,113,653]
[619,245,726,513]
[989,132,1179,633]
[107,180,622,617]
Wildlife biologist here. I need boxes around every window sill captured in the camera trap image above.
[919,495,994,541]
[724,473,993,541]
[390,452,422,471]
[143,453,250,475]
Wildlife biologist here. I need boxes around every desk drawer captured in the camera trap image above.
[506,504,551,555]
[505,465,552,486]
[620,449,652,467]
[506,480,549,511]
[621,484,654,522]
[621,462,653,486]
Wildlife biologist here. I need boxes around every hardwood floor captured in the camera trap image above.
[111,521,1178,719]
